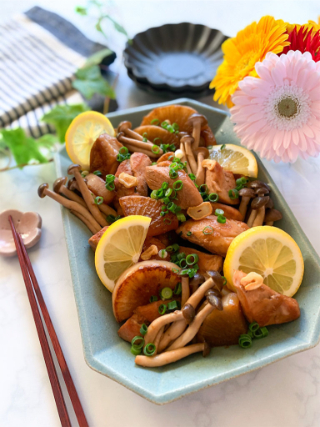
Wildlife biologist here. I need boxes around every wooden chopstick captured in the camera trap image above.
[9,216,89,427]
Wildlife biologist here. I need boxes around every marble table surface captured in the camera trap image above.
[1,1,320,426]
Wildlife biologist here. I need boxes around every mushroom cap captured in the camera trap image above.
[265,198,274,209]
[67,164,81,175]
[239,188,255,198]
[38,183,49,198]
[194,147,209,158]
[190,273,205,289]
[188,113,208,127]
[117,121,132,133]
[249,180,271,194]
[265,208,283,222]
[206,293,223,311]
[53,177,68,193]
[202,341,211,357]
[178,131,189,138]
[251,196,270,210]
[182,303,196,323]
[206,270,224,291]
[256,187,270,196]
[180,134,194,145]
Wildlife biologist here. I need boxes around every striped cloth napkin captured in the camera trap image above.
[0,6,116,138]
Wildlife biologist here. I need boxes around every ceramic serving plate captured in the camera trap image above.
[54,99,320,404]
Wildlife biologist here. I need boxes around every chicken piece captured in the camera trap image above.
[145,166,202,209]
[205,160,239,205]
[210,202,242,221]
[233,270,300,326]
[88,226,109,251]
[90,133,122,177]
[179,246,223,275]
[130,152,152,196]
[134,299,178,323]
[86,173,115,204]
[119,195,179,237]
[177,215,249,256]
[140,237,170,262]
[197,292,247,346]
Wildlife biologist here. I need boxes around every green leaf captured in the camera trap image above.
[105,15,129,38]
[41,104,89,142]
[72,65,115,100]
[84,49,113,67]
[0,128,47,167]
[75,6,87,15]
[37,134,58,149]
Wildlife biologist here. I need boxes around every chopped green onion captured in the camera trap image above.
[221,144,226,150]
[81,170,89,177]
[163,218,172,225]
[150,190,159,199]
[239,334,252,348]
[186,231,192,236]
[217,215,226,224]
[222,276,227,286]
[188,173,196,181]
[93,170,102,176]
[172,123,179,131]
[160,287,173,300]
[249,322,260,333]
[105,174,115,191]
[143,132,148,138]
[167,300,179,311]
[208,193,219,202]
[186,254,199,266]
[159,249,168,259]
[215,209,224,216]
[119,146,129,155]
[117,147,131,162]
[161,182,169,190]
[149,295,158,303]
[131,336,144,348]
[140,324,148,336]
[228,189,239,200]
[177,213,186,222]
[253,327,268,339]
[151,118,160,125]
[203,226,214,235]
[201,193,209,201]
[107,214,121,224]
[152,145,160,154]
[236,177,249,190]
[165,188,173,197]
[176,252,186,261]
[179,259,188,269]
[142,137,148,142]
[94,196,103,205]
[162,196,170,205]
[153,137,163,144]
[199,184,208,193]
[260,326,269,337]
[169,169,178,179]
[173,180,183,190]
[174,282,182,295]
[161,121,169,129]
[130,346,142,355]
[158,304,167,315]
[152,162,157,165]
[143,343,156,356]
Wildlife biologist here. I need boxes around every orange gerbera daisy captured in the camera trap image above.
[210,16,290,107]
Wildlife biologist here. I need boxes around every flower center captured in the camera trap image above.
[235,52,254,73]
[277,97,298,118]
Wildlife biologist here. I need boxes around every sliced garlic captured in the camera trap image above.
[141,245,158,260]
[187,202,213,221]
[118,172,138,188]
[202,159,217,171]
[241,272,264,290]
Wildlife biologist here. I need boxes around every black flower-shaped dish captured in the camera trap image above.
[124,22,228,97]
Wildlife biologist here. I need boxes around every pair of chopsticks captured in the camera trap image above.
[9,216,89,427]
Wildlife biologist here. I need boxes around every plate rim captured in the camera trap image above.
[55,98,320,404]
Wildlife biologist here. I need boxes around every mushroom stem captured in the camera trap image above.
[181,276,190,307]
[180,142,192,174]
[68,165,108,227]
[53,177,87,208]
[185,278,214,309]
[158,320,187,353]
[182,137,198,175]
[124,143,158,159]
[166,303,215,351]
[239,196,251,221]
[38,184,101,234]
[153,326,164,356]
[98,203,117,217]
[192,121,201,150]
[252,206,266,227]
[195,152,205,186]
[247,209,257,228]
[144,311,184,345]
[265,221,274,226]
[135,343,206,367]
[69,210,97,234]
[118,134,163,155]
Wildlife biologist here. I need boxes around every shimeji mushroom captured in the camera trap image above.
[238,188,255,220]
[144,310,185,345]
[186,277,214,308]
[194,147,209,186]
[38,183,101,234]
[179,141,191,174]
[181,135,198,174]
[117,121,150,142]
[135,343,210,367]
[265,208,283,226]
[188,113,208,150]
[190,273,205,294]
[68,164,108,228]
[252,195,270,227]
[53,177,87,208]
[117,132,163,156]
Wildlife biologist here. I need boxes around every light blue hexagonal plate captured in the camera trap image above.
[54,99,320,404]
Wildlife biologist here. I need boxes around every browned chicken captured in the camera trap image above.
[145,166,203,209]
[130,152,152,195]
[90,133,122,176]
[88,226,109,250]
[86,173,115,204]
[205,160,239,205]
[233,270,300,326]
[179,246,223,275]
[115,159,134,200]
[210,202,243,221]
[119,195,179,237]
[140,237,171,262]
[177,215,249,256]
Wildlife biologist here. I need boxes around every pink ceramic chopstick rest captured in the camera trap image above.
[0,209,42,257]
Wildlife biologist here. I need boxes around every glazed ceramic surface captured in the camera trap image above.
[54,99,320,404]
[124,23,228,97]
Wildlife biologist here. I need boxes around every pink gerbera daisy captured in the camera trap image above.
[231,50,320,162]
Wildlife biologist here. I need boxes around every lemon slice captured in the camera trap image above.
[223,226,304,297]
[95,216,151,292]
[209,144,258,178]
[65,111,114,170]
